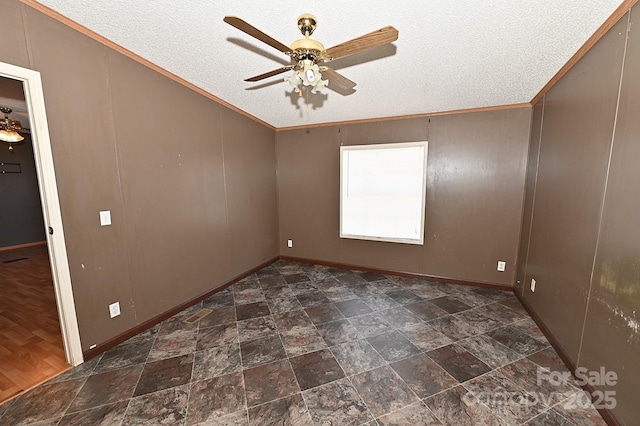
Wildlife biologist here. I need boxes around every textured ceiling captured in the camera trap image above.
[35,0,625,129]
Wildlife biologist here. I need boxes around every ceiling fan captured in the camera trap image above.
[223,14,398,94]
[0,107,27,151]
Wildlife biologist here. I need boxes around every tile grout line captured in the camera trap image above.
[281,266,382,424]
[183,305,203,426]
[4,260,604,425]
[301,269,432,423]
[256,271,314,424]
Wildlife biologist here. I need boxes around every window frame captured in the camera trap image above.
[339,141,428,245]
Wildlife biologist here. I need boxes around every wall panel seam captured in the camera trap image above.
[219,111,232,263]
[421,117,430,272]
[520,98,545,298]
[576,11,632,365]
[274,132,283,254]
[19,3,35,69]
[104,49,138,324]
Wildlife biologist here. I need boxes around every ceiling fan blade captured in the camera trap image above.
[245,66,295,82]
[224,16,291,54]
[322,26,399,61]
[321,67,357,91]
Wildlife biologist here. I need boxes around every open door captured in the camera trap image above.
[0,61,83,366]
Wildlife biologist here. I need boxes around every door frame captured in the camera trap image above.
[1,61,83,366]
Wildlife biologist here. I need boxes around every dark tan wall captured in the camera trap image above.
[518,9,639,424]
[515,101,543,294]
[0,133,46,247]
[581,8,640,420]
[1,1,278,350]
[0,76,45,248]
[277,107,532,286]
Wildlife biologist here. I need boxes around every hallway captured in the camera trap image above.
[0,244,69,404]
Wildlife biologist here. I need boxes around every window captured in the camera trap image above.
[340,141,428,245]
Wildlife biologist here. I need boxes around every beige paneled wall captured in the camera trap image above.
[518,9,639,424]
[220,107,279,278]
[1,1,278,350]
[515,101,543,295]
[276,125,345,264]
[277,108,532,287]
[580,8,640,419]
[0,0,30,67]
[26,7,140,346]
[107,50,235,322]
[522,14,627,361]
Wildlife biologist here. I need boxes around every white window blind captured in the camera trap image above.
[340,141,428,245]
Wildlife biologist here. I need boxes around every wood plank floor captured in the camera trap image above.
[0,244,69,405]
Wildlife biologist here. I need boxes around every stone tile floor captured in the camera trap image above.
[0,260,607,425]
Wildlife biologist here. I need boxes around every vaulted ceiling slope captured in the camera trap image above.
[34,0,626,129]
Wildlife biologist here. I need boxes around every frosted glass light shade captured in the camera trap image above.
[284,60,328,94]
[285,72,302,92]
[0,129,24,142]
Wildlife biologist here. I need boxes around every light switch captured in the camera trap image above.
[109,302,120,318]
[100,210,111,226]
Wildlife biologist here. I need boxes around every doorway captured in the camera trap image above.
[0,75,68,403]
[0,62,82,393]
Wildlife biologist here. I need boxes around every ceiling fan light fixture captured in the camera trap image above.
[0,106,25,151]
[0,129,24,143]
[285,71,303,93]
[305,68,316,83]
[310,75,328,94]
[284,60,327,95]
[301,61,321,85]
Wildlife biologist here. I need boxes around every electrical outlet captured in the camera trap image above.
[530,279,536,293]
[497,261,506,272]
[109,302,121,318]
[287,239,293,248]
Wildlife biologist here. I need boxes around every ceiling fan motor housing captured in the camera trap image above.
[290,40,324,62]
[291,14,324,63]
